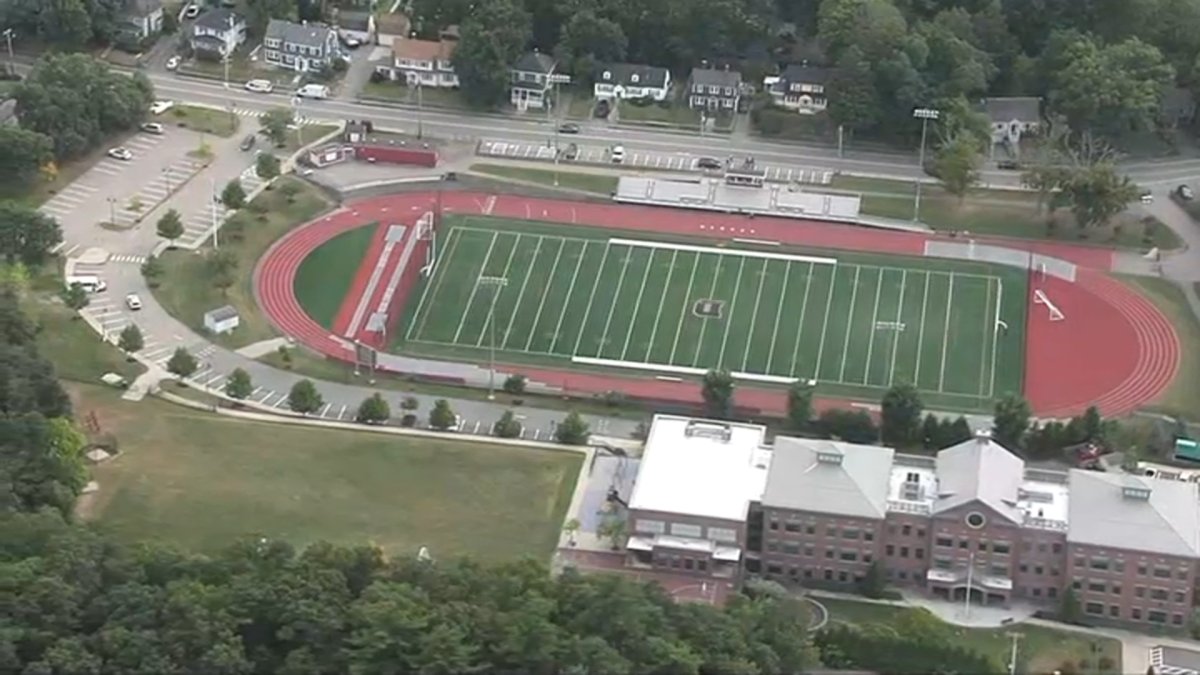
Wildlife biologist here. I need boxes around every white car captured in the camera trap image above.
[165,55,180,70]
[124,293,143,311]
[149,100,174,115]
[107,147,133,161]
[140,122,165,134]
[244,79,274,93]
[445,415,463,432]
[183,4,200,18]
[611,145,626,163]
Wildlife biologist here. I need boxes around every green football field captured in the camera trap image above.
[400,216,1027,411]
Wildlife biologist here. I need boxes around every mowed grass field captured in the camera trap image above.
[401,216,1027,411]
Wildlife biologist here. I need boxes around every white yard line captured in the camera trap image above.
[812,264,840,381]
[764,260,795,375]
[936,272,956,393]
[570,243,613,355]
[836,266,862,383]
[691,255,728,366]
[619,248,663,360]
[473,233,522,348]
[499,235,545,349]
[451,231,501,344]
[740,258,772,372]
[913,272,933,386]
[522,238,567,352]
[976,276,993,398]
[989,278,1003,399]
[886,269,909,387]
[407,226,464,340]
[861,268,885,386]
[643,250,681,363]
[668,252,703,364]
[596,246,636,357]
[715,257,748,370]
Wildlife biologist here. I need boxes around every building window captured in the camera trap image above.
[842,528,860,540]
[1019,564,1029,573]
[886,545,895,556]
[1052,543,1062,554]
[959,539,970,549]
[783,543,800,555]
[1151,588,1169,601]
[993,542,1011,555]
[767,564,783,575]
[1176,592,1186,603]
[698,560,707,571]
[1048,587,1057,599]
[784,523,800,533]
[1114,560,1125,573]
[1174,614,1185,626]
[936,536,953,548]
[1050,567,1060,576]
[1112,585,1122,596]
[864,554,873,564]
[805,525,816,535]
[804,569,813,579]
[1032,587,1042,597]
[708,527,736,543]
[1074,557,1085,568]
[916,528,925,538]
[978,541,988,552]
[825,550,834,559]
[1089,558,1110,571]
[670,523,702,538]
[990,564,1008,576]
[1137,563,1148,576]
[1149,610,1168,624]
[1153,566,1171,579]
[769,520,779,530]
[1087,582,1106,593]
[767,542,779,553]
[838,571,849,583]
[683,559,694,570]
[635,519,665,534]
[898,546,908,558]
[804,546,814,557]
[864,531,874,542]
[1084,602,1104,615]
[826,527,838,538]
[824,569,833,581]
[840,551,858,562]
[1177,568,1190,581]
[1109,605,1120,618]
[1035,566,1044,575]
[899,571,908,580]
[1132,608,1142,620]
[1135,586,1145,598]
[934,557,952,570]
[902,524,911,536]
[915,548,924,560]
[965,512,986,529]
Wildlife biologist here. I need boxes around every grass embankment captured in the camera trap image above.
[158,104,240,137]
[470,163,618,195]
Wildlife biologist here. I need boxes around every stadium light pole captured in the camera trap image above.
[912,107,940,222]
[479,277,508,399]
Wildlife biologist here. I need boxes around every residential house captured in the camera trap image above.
[767,63,831,114]
[510,51,558,111]
[374,13,411,47]
[980,97,1041,148]
[263,19,340,73]
[335,10,376,43]
[593,63,672,102]
[118,0,164,40]
[190,8,246,60]
[687,66,741,112]
[382,38,458,88]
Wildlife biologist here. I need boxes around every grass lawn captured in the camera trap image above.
[150,177,333,350]
[279,124,342,154]
[360,81,471,110]
[180,54,298,87]
[73,383,581,558]
[816,597,1122,674]
[157,104,240,137]
[28,296,144,384]
[616,96,701,128]
[832,176,1182,250]
[294,223,375,328]
[1120,275,1200,420]
[470,163,618,195]
[400,214,1027,413]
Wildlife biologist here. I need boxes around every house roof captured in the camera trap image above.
[336,10,372,32]
[204,305,239,322]
[596,62,670,90]
[392,38,456,63]
[780,63,832,85]
[690,67,742,88]
[761,438,895,519]
[265,19,334,48]
[932,434,1025,524]
[375,12,410,37]
[193,8,242,32]
[1067,470,1200,557]
[122,0,161,17]
[513,51,555,74]
[980,97,1041,123]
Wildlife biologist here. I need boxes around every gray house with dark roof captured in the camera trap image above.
[510,51,558,111]
[593,62,672,102]
[119,0,164,39]
[979,96,1041,148]
[687,67,741,112]
[191,8,246,59]
[263,19,339,72]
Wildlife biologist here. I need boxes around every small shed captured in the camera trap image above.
[204,305,240,334]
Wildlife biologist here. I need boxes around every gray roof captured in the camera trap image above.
[933,435,1025,524]
[513,51,555,74]
[194,8,242,31]
[980,96,1041,123]
[690,67,742,88]
[761,438,894,519]
[596,62,670,89]
[1067,470,1200,557]
[122,0,162,17]
[265,19,334,49]
[205,305,239,322]
[780,64,832,85]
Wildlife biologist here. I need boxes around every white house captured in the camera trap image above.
[687,67,741,111]
[381,38,458,88]
[510,51,558,110]
[593,63,671,102]
[263,19,340,72]
[191,8,246,59]
[768,64,831,114]
[980,97,1041,146]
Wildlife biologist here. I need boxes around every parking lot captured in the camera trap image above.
[477,139,834,185]
[44,128,209,254]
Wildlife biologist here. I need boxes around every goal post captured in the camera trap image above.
[1033,289,1065,321]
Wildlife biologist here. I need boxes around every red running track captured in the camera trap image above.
[255,191,1178,418]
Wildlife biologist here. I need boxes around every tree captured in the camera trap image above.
[934,135,982,203]
[224,367,253,401]
[556,10,627,79]
[502,374,527,395]
[156,208,184,246]
[701,369,735,418]
[556,411,590,445]
[141,255,164,287]
[244,0,295,35]
[0,202,63,265]
[562,518,581,546]
[1059,586,1082,623]
[881,382,923,446]
[1047,34,1174,136]
[992,394,1032,448]
[118,323,143,353]
[260,107,293,145]
[166,347,198,380]
[221,179,246,210]
[255,152,280,180]
[1061,162,1139,230]
[287,379,323,414]
[827,46,881,132]
[206,249,238,295]
[1081,405,1104,441]
[0,127,54,185]
[453,0,531,108]
[786,380,814,432]
[858,560,887,599]
[60,283,89,316]
[819,408,879,444]
[493,410,522,438]
[400,396,419,411]
[428,399,457,430]
[596,516,627,550]
[355,393,390,424]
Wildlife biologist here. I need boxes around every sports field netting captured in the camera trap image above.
[401,217,1026,411]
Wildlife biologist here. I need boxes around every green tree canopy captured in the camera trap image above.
[156,208,184,244]
[0,126,53,185]
[0,202,62,266]
[453,0,532,108]
[117,323,143,353]
[288,379,323,414]
[355,392,390,424]
[166,347,198,379]
[701,369,735,419]
[224,367,253,401]
[428,398,457,430]
[556,410,590,445]
[881,382,923,446]
[992,393,1032,448]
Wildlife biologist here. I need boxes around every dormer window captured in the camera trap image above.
[631,73,639,83]
[602,70,611,80]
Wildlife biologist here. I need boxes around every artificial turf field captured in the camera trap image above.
[395,216,1028,412]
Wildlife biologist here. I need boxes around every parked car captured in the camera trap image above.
[149,100,174,115]
[165,55,180,70]
[611,145,626,163]
[558,122,580,134]
[296,83,330,99]
[1140,190,1154,204]
[339,31,361,49]
[107,147,133,161]
[996,159,1022,170]
[244,79,274,93]
[140,122,165,134]
[561,143,579,161]
[124,293,143,311]
[239,134,256,151]
[696,156,722,170]
[1175,184,1195,201]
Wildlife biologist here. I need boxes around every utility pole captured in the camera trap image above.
[478,277,508,400]
[962,550,975,621]
[1,29,13,75]
[416,79,423,139]
[210,177,220,250]
[837,124,845,158]
[912,107,940,222]
[292,96,304,147]
[1006,632,1022,675]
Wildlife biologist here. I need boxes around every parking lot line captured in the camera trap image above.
[319,403,331,418]
[338,404,347,419]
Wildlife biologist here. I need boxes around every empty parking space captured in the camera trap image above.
[178,164,266,247]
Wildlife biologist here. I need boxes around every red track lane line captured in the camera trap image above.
[332,222,389,337]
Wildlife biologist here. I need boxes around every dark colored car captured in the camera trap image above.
[696,157,722,170]
[239,134,256,151]
[558,122,580,134]
[997,159,1022,170]
[561,143,579,160]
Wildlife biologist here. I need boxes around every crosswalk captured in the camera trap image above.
[109,253,147,265]
[229,108,327,126]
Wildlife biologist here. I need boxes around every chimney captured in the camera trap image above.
[974,428,991,444]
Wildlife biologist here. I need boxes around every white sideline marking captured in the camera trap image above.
[608,237,837,265]
[573,356,799,384]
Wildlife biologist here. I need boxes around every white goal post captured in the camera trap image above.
[1033,289,1065,321]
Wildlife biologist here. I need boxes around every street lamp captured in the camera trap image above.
[912,107,940,222]
[291,96,304,147]
[1,29,14,75]
[547,73,572,187]
[478,276,508,399]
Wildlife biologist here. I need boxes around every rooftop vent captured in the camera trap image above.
[816,449,843,465]
[1018,488,1055,503]
[1123,486,1152,501]
[974,428,991,444]
[684,420,732,442]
